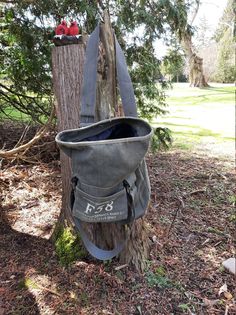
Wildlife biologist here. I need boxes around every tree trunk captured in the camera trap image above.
[52,12,150,271]
[176,0,209,88]
[52,43,85,233]
[181,33,209,87]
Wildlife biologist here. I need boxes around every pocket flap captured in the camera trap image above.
[72,186,128,223]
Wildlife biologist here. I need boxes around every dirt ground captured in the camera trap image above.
[0,125,235,315]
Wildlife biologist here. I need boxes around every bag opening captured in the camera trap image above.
[56,117,152,146]
[81,123,138,142]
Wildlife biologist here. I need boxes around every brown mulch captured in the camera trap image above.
[0,128,235,314]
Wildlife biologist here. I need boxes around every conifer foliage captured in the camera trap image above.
[0,0,200,122]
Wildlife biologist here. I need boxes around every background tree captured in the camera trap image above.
[194,15,213,50]
[0,2,53,123]
[197,43,217,82]
[214,0,235,83]
[117,0,209,87]
[161,48,185,82]
[175,0,209,87]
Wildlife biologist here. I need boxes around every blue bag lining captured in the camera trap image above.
[81,123,138,142]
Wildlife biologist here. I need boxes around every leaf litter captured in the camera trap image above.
[0,127,235,314]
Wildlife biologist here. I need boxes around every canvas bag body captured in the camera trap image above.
[56,117,152,223]
[55,24,152,260]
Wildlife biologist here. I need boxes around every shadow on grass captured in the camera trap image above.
[153,123,223,138]
[203,87,235,94]
[168,92,234,106]
[153,121,200,129]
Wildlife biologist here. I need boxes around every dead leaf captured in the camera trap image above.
[69,291,78,300]
[203,298,220,307]
[114,264,128,271]
[219,283,228,296]
[136,305,142,315]
[74,281,84,289]
[23,200,39,208]
[224,291,233,300]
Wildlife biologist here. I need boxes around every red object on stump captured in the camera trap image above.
[55,20,69,35]
[68,21,79,36]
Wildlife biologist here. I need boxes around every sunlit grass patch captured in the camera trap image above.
[172,138,195,150]
[168,92,234,106]
[153,83,235,157]
[1,106,31,121]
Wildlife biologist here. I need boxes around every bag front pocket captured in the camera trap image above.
[72,186,128,223]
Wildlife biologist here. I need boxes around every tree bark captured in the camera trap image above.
[52,43,86,232]
[52,12,150,271]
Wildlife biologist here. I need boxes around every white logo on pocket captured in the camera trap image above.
[85,201,114,214]
[85,203,95,214]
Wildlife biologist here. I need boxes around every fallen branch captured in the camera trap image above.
[114,264,129,271]
[0,128,46,158]
[13,124,30,149]
[28,280,62,297]
[36,283,62,297]
[0,105,55,159]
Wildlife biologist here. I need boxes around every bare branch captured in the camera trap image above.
[0,82,50,120]
[0,105,55,159]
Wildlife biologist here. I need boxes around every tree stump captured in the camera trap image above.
[52,43,85,228]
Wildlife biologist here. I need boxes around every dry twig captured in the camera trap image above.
[164,196,185,242]
[189,188,206,195]
[0,106,55,159]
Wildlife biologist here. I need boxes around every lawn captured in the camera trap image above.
[2,106,31,121]
[152,83,235,157]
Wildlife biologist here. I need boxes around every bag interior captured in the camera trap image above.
[81,123,138,142]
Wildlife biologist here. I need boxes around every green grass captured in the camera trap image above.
[1,106,51,124]
[2,107,31,121]
[169,94,233,105]
[152,83,235,156]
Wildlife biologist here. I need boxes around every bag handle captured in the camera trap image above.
[74,217,125,260]
[75,25,137,260]
[80,24,137,124]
